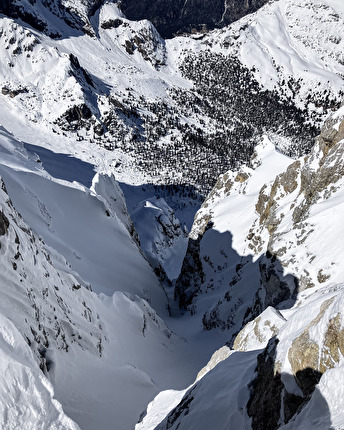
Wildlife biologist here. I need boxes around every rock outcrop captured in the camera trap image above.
[251,106,344,291]
[247,286,344,429]
[150,284,344,429]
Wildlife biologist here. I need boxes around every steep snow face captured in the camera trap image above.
[143,349,257,430]
[0,126,208,430]
[0,185,82,429]
[90,171,140,243]
[0,313,80,430]
[0,127,166,307]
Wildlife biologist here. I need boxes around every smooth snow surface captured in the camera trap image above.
[24,143,95,187]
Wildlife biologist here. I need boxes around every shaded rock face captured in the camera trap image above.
[174,224,210,310]
[0,0,11,15]
[317,107,344,156]
[119,0,270,38]
[56,104,93,131]
[119,20,167,68]
[0,211,9,236]
[293,142,344,225]
[247,338,321,430]
[247,291,344,430]
[221,0,269,27]
[258,253,298,309]
[175,216,298,344]
[200,252,298,335]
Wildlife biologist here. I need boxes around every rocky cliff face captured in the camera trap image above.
[251,106,344,291]
[176,107,344,328]
[150,282,344,429]
[246,285,344,430]
[145,107,344,430]
[174,137,297,338]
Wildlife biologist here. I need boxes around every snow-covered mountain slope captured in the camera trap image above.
[1,1,344,429]
[203,0,344,100]
[0,314,80,429]
[0,126,165,304]
[0,126,213,430]
[1,0,344,194]
[140,106,344,430]
[0,0,107,37]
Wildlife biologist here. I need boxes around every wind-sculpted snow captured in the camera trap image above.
[24,143,96,187]
[0,133,165,305]
[0,315,80,430]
